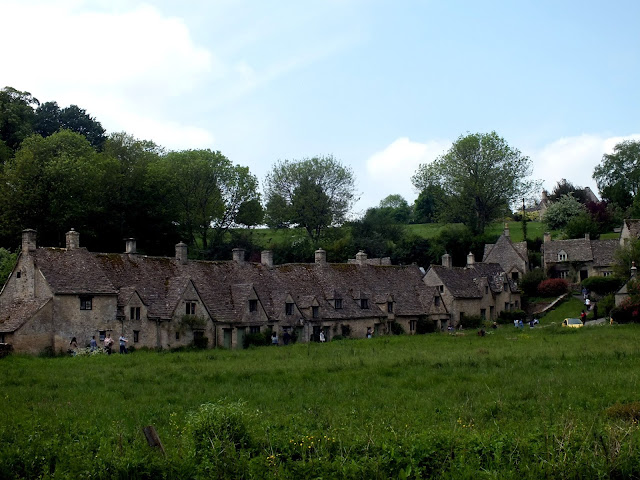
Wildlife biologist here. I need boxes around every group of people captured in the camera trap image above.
[581,287,599,320]
[68,333,128,355]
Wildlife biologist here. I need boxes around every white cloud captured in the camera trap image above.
[359,137,449,211]
[532,133,640,197]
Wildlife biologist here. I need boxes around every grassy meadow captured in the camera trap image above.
[2,323,640,478]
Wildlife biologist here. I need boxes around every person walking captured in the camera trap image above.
[104,334,114,355]
[89,335,97,352]
[119,334,128,354]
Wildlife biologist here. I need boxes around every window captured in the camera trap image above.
[558,252,567,261]
[387,302,393,313]
[485,286,489,295]
[410,320,416,332]
[130,306,140,320]
[512,272,519,281]
[434,296,440,306]
[503,283,508,291]
[480,309,486,320]
[285,302,294,315]
[603,271,612,277]
[360,298,369,309]
[249,326,260,334]
[249,299,258,312]
[515,300,519,309]
[133,330,139,343]
[559,271,568,279]
[16,271,21,278]
[0,333,5,343]
[80,296,93,310]
[312,306,319,318]
[439,285,444,293]
[505,302,510,311]
[99,330,106,341]
[335,298,343,309]
[185,302,196,315]
[175,331,180,340]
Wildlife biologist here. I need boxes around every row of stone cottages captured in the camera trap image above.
[0,228,529,354]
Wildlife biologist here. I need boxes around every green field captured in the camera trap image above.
[2,323,640,478]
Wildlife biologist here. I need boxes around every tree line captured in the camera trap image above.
[2,85,639,267]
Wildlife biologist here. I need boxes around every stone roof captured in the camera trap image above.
[483,234,528,273]
[427,262,516,299]
[0,298,51,333]
[543,238,618,266]
[622,219,640,239]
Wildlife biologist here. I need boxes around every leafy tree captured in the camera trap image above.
[0,248,17,285]
[428,224,474,267]
[543,194,586,231]
[34,102,106,150]
[376,194,412,224]
[593,140,640,206]
[548,178,589,204]
[413,184,447,223]
[263,155,357,241]
[565,211,600,239]
[412,132,538,233]
[0,86,38,152]
[613,238,640,279]
[235,198,264,228]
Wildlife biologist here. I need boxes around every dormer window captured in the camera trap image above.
[285,302,294,315]
[360,298,369,309]
[485,286,489,295]
[130,306,140,320]
[16,271,21,279]
[249,299,258,312]
[185,302,196,315]
[312,306,319,318]
[558,251,567,261]
[439,285,444,293]
[387,302,393,313]
[434,296,440,306]
[335,299,343,309]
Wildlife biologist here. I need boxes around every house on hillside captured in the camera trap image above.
[0,229,449,354]
[542,233,618,281]
[422,252,521,327]
[482,224,529,282]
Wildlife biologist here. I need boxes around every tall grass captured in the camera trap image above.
[2,325,640,478]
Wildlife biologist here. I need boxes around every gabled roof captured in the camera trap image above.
[35,248,116,295]
[427,262,516,299]
[0,298,51,333]
[543,238,618,266]
[482,233,527,273]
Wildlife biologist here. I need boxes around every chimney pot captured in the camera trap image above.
[232,248,245,264]
[175,241,188,265]
[544,232,551,243]
[65,228,80,250]
[261,250,273,267]
[442,253,452,269]
[125,238,136,254]
[356,250,367,265]
[467,252,475,267]
[22,229,37,254]
[315,248,327,264]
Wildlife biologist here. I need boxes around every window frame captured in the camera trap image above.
[80,296,93,310]
[285,302,294,315]
[185,302,196,315]
[249,299,258,312]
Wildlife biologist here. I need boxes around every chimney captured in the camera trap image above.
[544,232,551,243]
[65,229,80,250]
[232,248,245,264]
[632,261,637,279]
[356,250,368,265]
[261,250,273,268]
[504,223,510,237]
[125,238,136,254]
[585,233,590,241]
[22,229,37,254]
[442,253,452,269]
[466,252,475,267]
[175,241,188,265]
[315,248,327,264]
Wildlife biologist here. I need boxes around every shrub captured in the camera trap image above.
[244,333,269,348]
[537,278,569,297]
[519,269,546,297]
[497,309,527,324]
[581,276,625,296]
[340,324,351,337]
[460,315,483,329]
[598,293,615,318]
[609,302,640,324]
[193,336,208,349]
[416,317,436,334]
[389,321,405,335]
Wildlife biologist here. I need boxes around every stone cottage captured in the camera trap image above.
[542,233,618,281]
[0,230,449,354]
[482,224,529,282]
[422,252,521,327]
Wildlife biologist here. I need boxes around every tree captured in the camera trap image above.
[543,194,586,231]
[593,140,640,206]
[34,102,106,150]
[0,86,39,153]
[412,132,538,233]
[235,198,264,228]
[413,184,446,223]
[263,155,357,241]
[548,178,589,204]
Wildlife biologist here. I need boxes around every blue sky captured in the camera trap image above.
[2,0,639,214]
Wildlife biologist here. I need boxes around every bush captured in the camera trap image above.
[497,309,527,324]
[537,278,569,297]
[193,336,208,349]
[460,315,484,329]
[244,333,269,348]
[416,317,436,334]
[389,321,405,335]
[581,276,625,296]
[598,293,615,318]
[609,302,640,324]
[519,269,546,297]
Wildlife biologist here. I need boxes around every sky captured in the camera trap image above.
[2,0,639,215]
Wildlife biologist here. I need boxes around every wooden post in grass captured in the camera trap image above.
[143,425,165,455]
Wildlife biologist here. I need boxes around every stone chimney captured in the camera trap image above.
[65,229,80,250]
[315,248,327,264]
[632,261,637,279]
[355,250,368,265]
[175,241,188,265]
[261,250,273,268]
[504,223,510,237]
[544,232,551,243]
[585,233,590,241]
[125,238,136,254]
[466,252,475,267]
[441,253,452,269]
[22,229,37,254]
[232,248,245,264]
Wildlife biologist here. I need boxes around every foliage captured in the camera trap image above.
[564,211,601,239]
[0,248,17,285]
[593,139,640,207]
[460,314,484,329]
[35,101,106,150]
[179,315,207,331]
[598,293,615,318]
[412,184,446,223]
[0,86,39,152]
[427,224,475,267]
[543,194,587,230]
[497,309,527,324]
[519,269,546,297]
[263,155,357,241]
[416,317,436,334]
[389,321,405,335]
[235,198,264,228]
[548,178,590,204]
[412,131,539,233]
[581,276,625,296]
[537,278,569,296]
[244,332,270,348]
[613,237,640,278]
